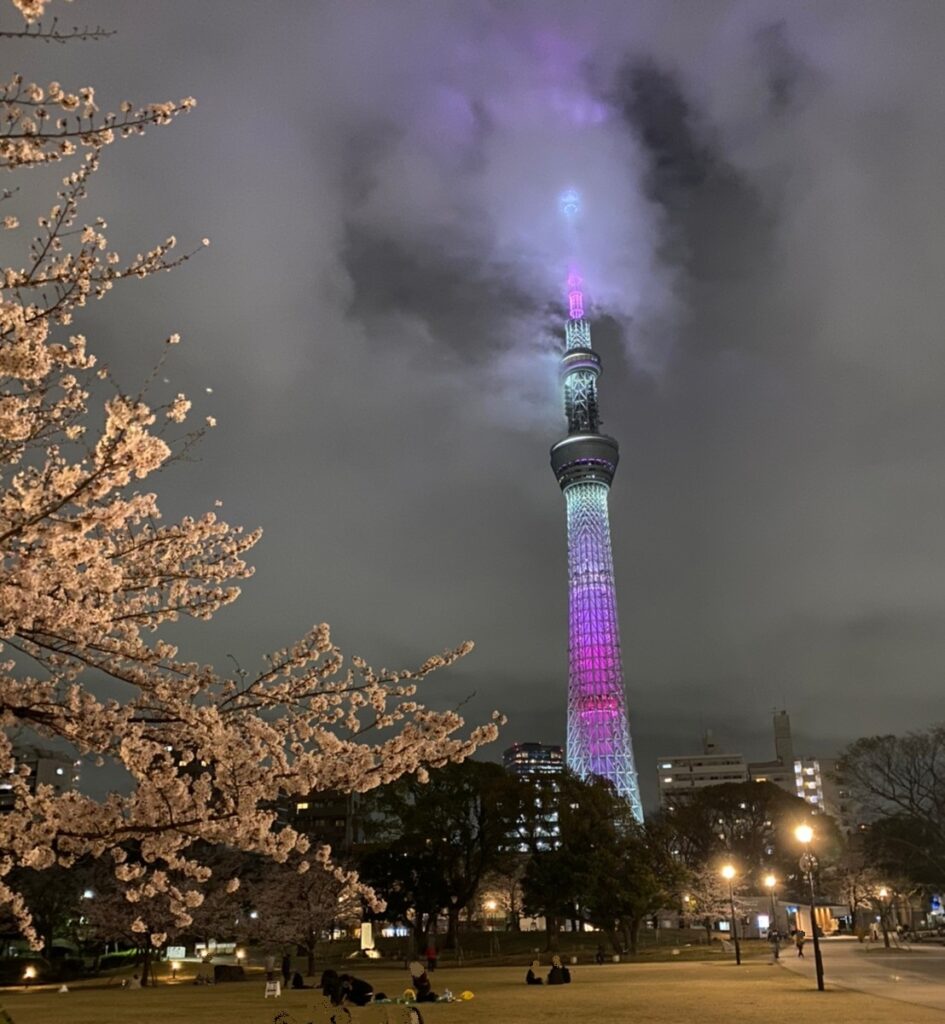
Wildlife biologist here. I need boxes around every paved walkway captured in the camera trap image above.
[779,935,945,1011]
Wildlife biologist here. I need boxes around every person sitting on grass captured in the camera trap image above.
[525,960,543,985]
[319,969,379,1006]
[320,969,344,1004]
[408,960,438,1002]
[339,972,379,1006]
[547,955,571,985]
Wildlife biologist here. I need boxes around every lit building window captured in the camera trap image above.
[296,802,309,811]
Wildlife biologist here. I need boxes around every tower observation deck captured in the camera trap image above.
[550,191,643,820]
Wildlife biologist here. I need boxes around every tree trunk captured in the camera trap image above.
[412,918,429,956]
[508,888,521,931]
[545,915,560,952]
[446,906,460,950]
[306,936,316,978]
[628,917,642,956]
[140,944,152,986]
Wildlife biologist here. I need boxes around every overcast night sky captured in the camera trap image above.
[7,1,945,808]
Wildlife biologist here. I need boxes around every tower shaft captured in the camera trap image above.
[550,277,643,820]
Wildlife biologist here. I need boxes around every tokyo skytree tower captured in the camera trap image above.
[549,190,643,820]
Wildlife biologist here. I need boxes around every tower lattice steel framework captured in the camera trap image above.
[550,194,643,819]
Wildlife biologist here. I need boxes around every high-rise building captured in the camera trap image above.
[0,744,80,812]
[657,731,749,806]
[290,792,357,850]
[503,742,564,779]
[657,712,846,822]
[772,710,794,764]
[550,190,642,821]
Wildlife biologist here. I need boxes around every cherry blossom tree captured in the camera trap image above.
[82,845,246,984]
[241,853,360,978]
[0,0,499,950]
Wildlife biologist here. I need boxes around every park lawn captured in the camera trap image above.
[4,961,945,1024]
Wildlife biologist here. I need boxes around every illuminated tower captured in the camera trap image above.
[550,190,643,820]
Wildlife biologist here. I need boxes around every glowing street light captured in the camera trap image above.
[795,824,813,845]
[483,898,498,932]
[720,864,741,966]
[794,823,825,991]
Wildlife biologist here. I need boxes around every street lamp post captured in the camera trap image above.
[877,887,891,948]
[764,874,779,959]
[721,864,741,966]
[794,824,825,991]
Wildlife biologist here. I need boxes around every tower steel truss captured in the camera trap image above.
[550,256,643,821]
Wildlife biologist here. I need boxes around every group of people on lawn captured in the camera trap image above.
[316,958,439,1007]
[269,944,579,1007]
[525,955,572,985]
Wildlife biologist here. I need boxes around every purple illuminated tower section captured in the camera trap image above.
[550,191,643,820]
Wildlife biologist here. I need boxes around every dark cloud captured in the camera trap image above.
[754,21,810,115]
[7,1,945,809]
[342,225,545,364]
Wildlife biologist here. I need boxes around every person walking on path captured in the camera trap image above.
[795,930,806,958]
[425,942,438,971]
[281,952,292,987]
[768,929,781,961]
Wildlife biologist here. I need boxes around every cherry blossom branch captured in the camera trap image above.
[0,17,113,43]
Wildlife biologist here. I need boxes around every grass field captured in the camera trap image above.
[4,960,945,1024]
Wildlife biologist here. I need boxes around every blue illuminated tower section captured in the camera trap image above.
[550,191,643,820]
